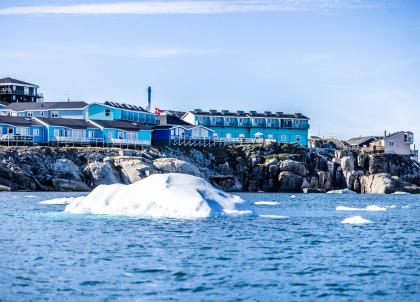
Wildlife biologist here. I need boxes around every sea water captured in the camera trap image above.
[0,192,419,301]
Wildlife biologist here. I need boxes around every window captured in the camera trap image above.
[389,141,394,147]
[73,130,84,138]
[54,129,60,137]
[64,129,72,137]
[296,135,301,142]
[213,133,219,138]
[127,132,136,140]
[88,131,95,138]
[33,129,40,136]
[268,134,274,139]
[117,132,124,139]
[105,109,111,117]
[239,133,245,138]
[281,135,287,142]
[26,111,33,117]
[226,133,232,139]
[16,127,29,136]
[8,128,13,134]
[51,111,59,118]
[107,132,114,139]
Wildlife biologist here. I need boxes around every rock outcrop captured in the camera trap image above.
[0,144,418,194]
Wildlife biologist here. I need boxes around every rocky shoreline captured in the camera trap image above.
[0,143,419,194]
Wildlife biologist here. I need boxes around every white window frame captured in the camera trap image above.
[389,140,394,147]
[281,135,287,142]
[26,111,33,117]
[268,134,274,140]
[105,109,111,117]
[54,129,60,137]
[239,133,245,138]
[226,133,232,139]
[33,129,40,136]
[51,111,59,118]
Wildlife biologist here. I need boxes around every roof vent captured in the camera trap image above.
[249,111,257,116]
[275,112,284,116]
[209,109,218,115]
[221,110,230,115]
[237,110,245,115]
[264,111,272,116]
[193,108,202,113]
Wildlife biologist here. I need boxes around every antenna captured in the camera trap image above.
[147,86,152,112]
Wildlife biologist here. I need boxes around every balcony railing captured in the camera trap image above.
[0,134,34,144]
[0,88,43,98]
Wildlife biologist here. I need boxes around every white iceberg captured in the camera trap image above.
[290,195,296,198]
[391,191,410,195]
[64,173,256,219]
[40,197,84,205]
[336,205,387,212]
[327,189,356,194]
[254,201,280,205]
[341,216,374,224]
[259,215,289,219]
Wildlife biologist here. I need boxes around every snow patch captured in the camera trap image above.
[385,205,396,209]
[24,195,37,198]
[327,189,356,194]
[254,201,280,205]
[336,205,386,212]
[290,195,296,199]
[341,216,374,224]
[64,173,255,219]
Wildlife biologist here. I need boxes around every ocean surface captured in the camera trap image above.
[0,192,419,301]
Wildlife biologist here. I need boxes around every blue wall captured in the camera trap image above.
[88,104,157,124]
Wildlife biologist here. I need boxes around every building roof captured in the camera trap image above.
[102,101,148,113]
[0,77,39,88]
[347,136,380,146]
[36,117,96,129]
[6,101,88,111]
[187,109,309,119]
[0,116,42,127]
[157,114,192,126]
[385,131,413,140]
[90,119,151,131]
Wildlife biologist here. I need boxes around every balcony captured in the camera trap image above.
[0,134,34,144]
[0,88,43,98]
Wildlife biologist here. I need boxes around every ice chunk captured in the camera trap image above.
[341,216,374,224]
[259,215,289,219]
[254,201,280,205]
[336,205,386,212]
[290,195,296,198]
[391,191,410,195]
[64,173,255,219]
[40,197,84,205]
[327,189,356,194]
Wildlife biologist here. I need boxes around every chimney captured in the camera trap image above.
[147,86,152,112]
[384,130,387,138]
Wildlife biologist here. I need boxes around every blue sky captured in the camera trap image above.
[1,0,419,145]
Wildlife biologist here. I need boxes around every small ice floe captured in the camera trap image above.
[24,195,37,198]
[327,189,356,194]
[392,191,410,195]
[254,201,280,206]
[257,190,265,193]
[402,205,410,209]
[336,205,386,212]
[259,215,289,219]
[341,216,374,224]
[40,197,83,205]
[385,205,396,209]
[290,195,296,199]
[63,173,256,219]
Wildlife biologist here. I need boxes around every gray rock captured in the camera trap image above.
[52,158,82,181]
[278,171,303,192]
[153,158,203,177]
[318,171,332,190]
[340,156,355,173]
[52,178,91,191]
[87,161,122,187]
[279,160,306,177]
[115,157,157,184]
[360,173,396,194]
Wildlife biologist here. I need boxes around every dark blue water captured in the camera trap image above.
[0,192,419,301]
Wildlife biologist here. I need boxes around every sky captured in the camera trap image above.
[0,0,419,146]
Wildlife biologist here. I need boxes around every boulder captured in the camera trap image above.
[278,171,303,192]
[279,160,306,177]
[114,157,157,184]
[52,158,82,181]
[340,156,354,173]
[303,188,325,193]
[360,173,396,194]
[52,178,91,191]
[153,158,203,178]
[87,160,122,187]
[318,171,332,190]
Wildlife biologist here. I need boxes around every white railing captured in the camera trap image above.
[0,134,34,144]
[169,136,275,147]
[108,138,150,146]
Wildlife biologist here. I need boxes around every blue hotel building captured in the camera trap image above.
[182,109,310,145]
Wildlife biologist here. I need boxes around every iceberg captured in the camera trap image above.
[64,173,256,219]
[327,189,356,194]
[341,216,374,224]
[391,191,410,195]
[259,215,289,219]
[336,205,387,212]
[254,201,280,205]
[40,197,83,205]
